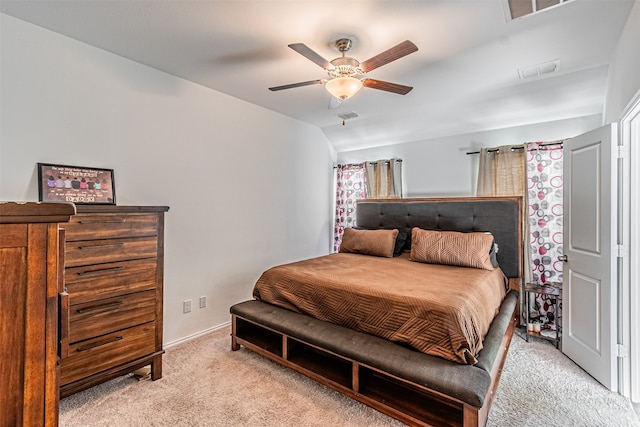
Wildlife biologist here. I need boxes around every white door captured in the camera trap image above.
[562,124,618,391]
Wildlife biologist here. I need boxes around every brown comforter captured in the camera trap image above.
[253,253,507,364]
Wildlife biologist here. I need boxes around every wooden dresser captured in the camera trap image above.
[59,205,169,397]
[0,202,75,427]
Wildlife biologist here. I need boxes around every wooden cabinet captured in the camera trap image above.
[0,202,75,427]
[59,205,169,397]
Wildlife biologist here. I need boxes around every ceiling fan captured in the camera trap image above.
[269,38,418,101]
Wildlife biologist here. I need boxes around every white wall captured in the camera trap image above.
[336,1,639,198]
[604,0,640,122]
[337,115,601,197]
[0,14,336,344]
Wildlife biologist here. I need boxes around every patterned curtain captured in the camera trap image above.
[334,163,368,252]
[526,141,564,332]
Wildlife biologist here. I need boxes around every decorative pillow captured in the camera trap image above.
[340,228,399,258]
[354,227,407,257]
[409,228,495,270]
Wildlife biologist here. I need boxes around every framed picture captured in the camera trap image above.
[37,163,116,205]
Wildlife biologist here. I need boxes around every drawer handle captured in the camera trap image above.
[78,243,125,250]
[76,300,124,314]
[76,266,125,276]
[79,219,126,224]
[76,336,123,352]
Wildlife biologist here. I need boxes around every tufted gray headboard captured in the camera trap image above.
[356,197,522,279]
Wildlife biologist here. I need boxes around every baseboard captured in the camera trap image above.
[164,321,231,349]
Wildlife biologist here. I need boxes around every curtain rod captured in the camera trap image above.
[333,159,403,169]
[368,159,402,165]
[465,141,564,155]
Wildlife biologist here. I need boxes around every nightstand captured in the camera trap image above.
[524,281,562,348]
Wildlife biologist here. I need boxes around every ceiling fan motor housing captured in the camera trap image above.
[329,39,363,78]
[329,57,363,78]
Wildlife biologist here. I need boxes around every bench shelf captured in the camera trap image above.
[230,297,518,427]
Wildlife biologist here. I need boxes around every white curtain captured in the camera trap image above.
[365,158,403,199]
[476,145,532,287]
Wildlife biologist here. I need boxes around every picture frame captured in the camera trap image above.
[37,163,116,205]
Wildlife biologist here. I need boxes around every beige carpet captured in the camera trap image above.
[60,326,640,427]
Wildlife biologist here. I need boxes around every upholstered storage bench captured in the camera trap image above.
[231,289,518,427]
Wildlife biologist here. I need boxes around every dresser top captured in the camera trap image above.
[75,205,169,214]
[0,201,76,223]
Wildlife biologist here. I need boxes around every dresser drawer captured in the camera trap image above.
[69,290,156,344]
[65,236,157,267]
[64,213,158,241]
[65,258,158,304]
[61,322,156,386]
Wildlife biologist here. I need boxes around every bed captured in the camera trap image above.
[230,197,522,427]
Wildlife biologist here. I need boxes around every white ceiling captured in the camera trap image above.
[1,0,634,152]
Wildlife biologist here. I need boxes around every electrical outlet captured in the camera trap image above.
[183,299,192,313]
[199,296,207,309]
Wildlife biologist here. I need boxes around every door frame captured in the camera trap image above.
[620,90,640,402]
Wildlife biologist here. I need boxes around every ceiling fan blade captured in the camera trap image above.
[328,96,343,109]
[288,43,333,70]
[360,40,418,73]
[363,79,413,95]
[269,79,324,91]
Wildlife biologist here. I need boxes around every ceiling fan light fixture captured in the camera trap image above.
[325,76,363,100]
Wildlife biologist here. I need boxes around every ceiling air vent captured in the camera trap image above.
[337,111,358,120]
[518,59,560,79]
[504,0,573,21]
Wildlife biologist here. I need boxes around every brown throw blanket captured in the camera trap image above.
[253,253,507,364]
